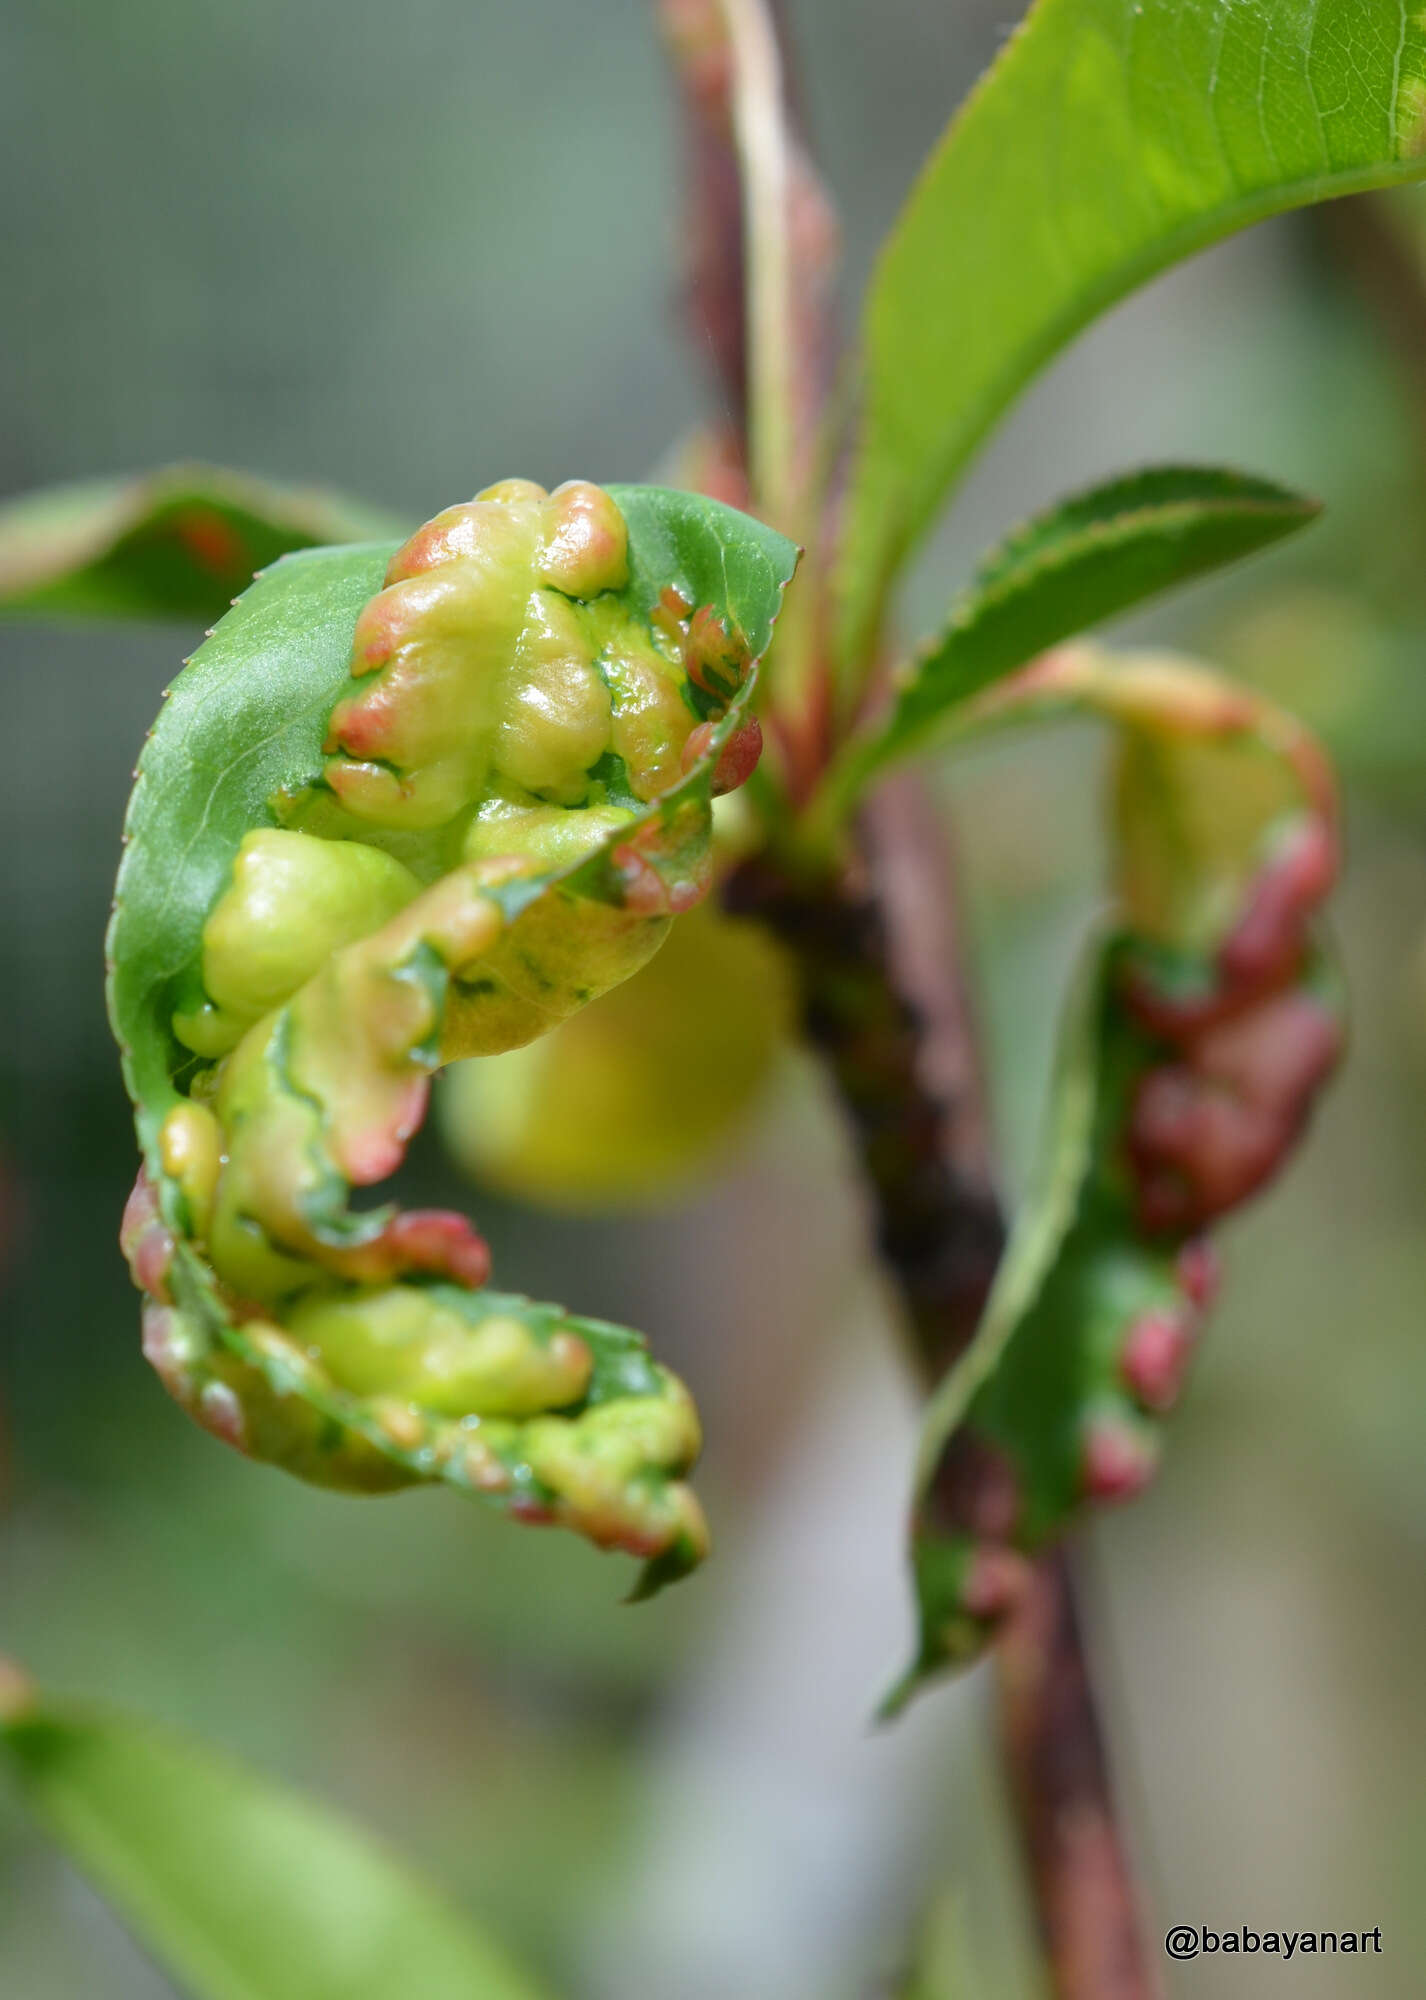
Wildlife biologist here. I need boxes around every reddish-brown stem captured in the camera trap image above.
[854,775,1002,1367]
[725,775,1004,1376]
[998,1550,1164,2000]
[659,0,749,454]
[868,793,1160,1999]
[662,7,1154,1990]
[730,788,1160,2000]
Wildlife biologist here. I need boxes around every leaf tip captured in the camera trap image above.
[624,1516,709,1604]
[873,1667,920,1726]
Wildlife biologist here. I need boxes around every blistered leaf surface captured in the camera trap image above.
[890,645,1342,1705]
[108,479,797,1591]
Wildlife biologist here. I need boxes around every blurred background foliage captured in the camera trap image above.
[2,2,1425,1995]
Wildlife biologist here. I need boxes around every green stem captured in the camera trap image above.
[719,0,795,527]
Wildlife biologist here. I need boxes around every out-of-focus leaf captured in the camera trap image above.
[0,1681,553,2000]
[887,645,1343,1708]
[818,466,1319,822]
[0,464,407,621]
[897,1890,999,2000]
[836,0,1426,677]
[108,481,797,1593]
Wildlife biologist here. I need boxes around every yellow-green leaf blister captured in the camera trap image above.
[108,479,798,1593]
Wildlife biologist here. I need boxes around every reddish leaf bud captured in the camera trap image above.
[1176,1237,1221,1310]
[1081,1413,1160,1502]
[1120,1309,1196,1412]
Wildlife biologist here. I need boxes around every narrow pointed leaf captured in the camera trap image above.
[820,465,1320,820]
[0,1687,552,2000]
[836,0,1426,674]
[108,480,797,1593]
[0,464,407,621]
[887,645,1342,1707]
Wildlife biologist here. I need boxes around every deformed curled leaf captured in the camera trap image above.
[887,644,1342,1707]
[0,463,406,622]
[108,478,798,1593]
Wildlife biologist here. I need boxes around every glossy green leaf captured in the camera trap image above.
[108,481,797,1593]
[0,464,406,621]
[816,465,1320,825]
[887,645,1343,1707]
[837,0,1426,676]
[0,1685,551,2000]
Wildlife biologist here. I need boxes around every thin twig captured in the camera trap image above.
[998,1550,1165,2000]
[729,781,1161,2000]
[658,0,749,450]
[859,785,1160,2000]
[724,779,1003,1374]
[855,776,1002,1367]
[658,0,839,793]
[664,4,1157,1987]
[720,0,795,525]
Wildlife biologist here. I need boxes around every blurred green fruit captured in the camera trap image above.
[438,901,795,1207]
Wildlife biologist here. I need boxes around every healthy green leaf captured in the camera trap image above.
[108,480,798,1593]
[0,1682,552,2000]
[886,644,1343,1708]
[836,0,1426,678]
[816,465,1319,823]
[0,464,406,621]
